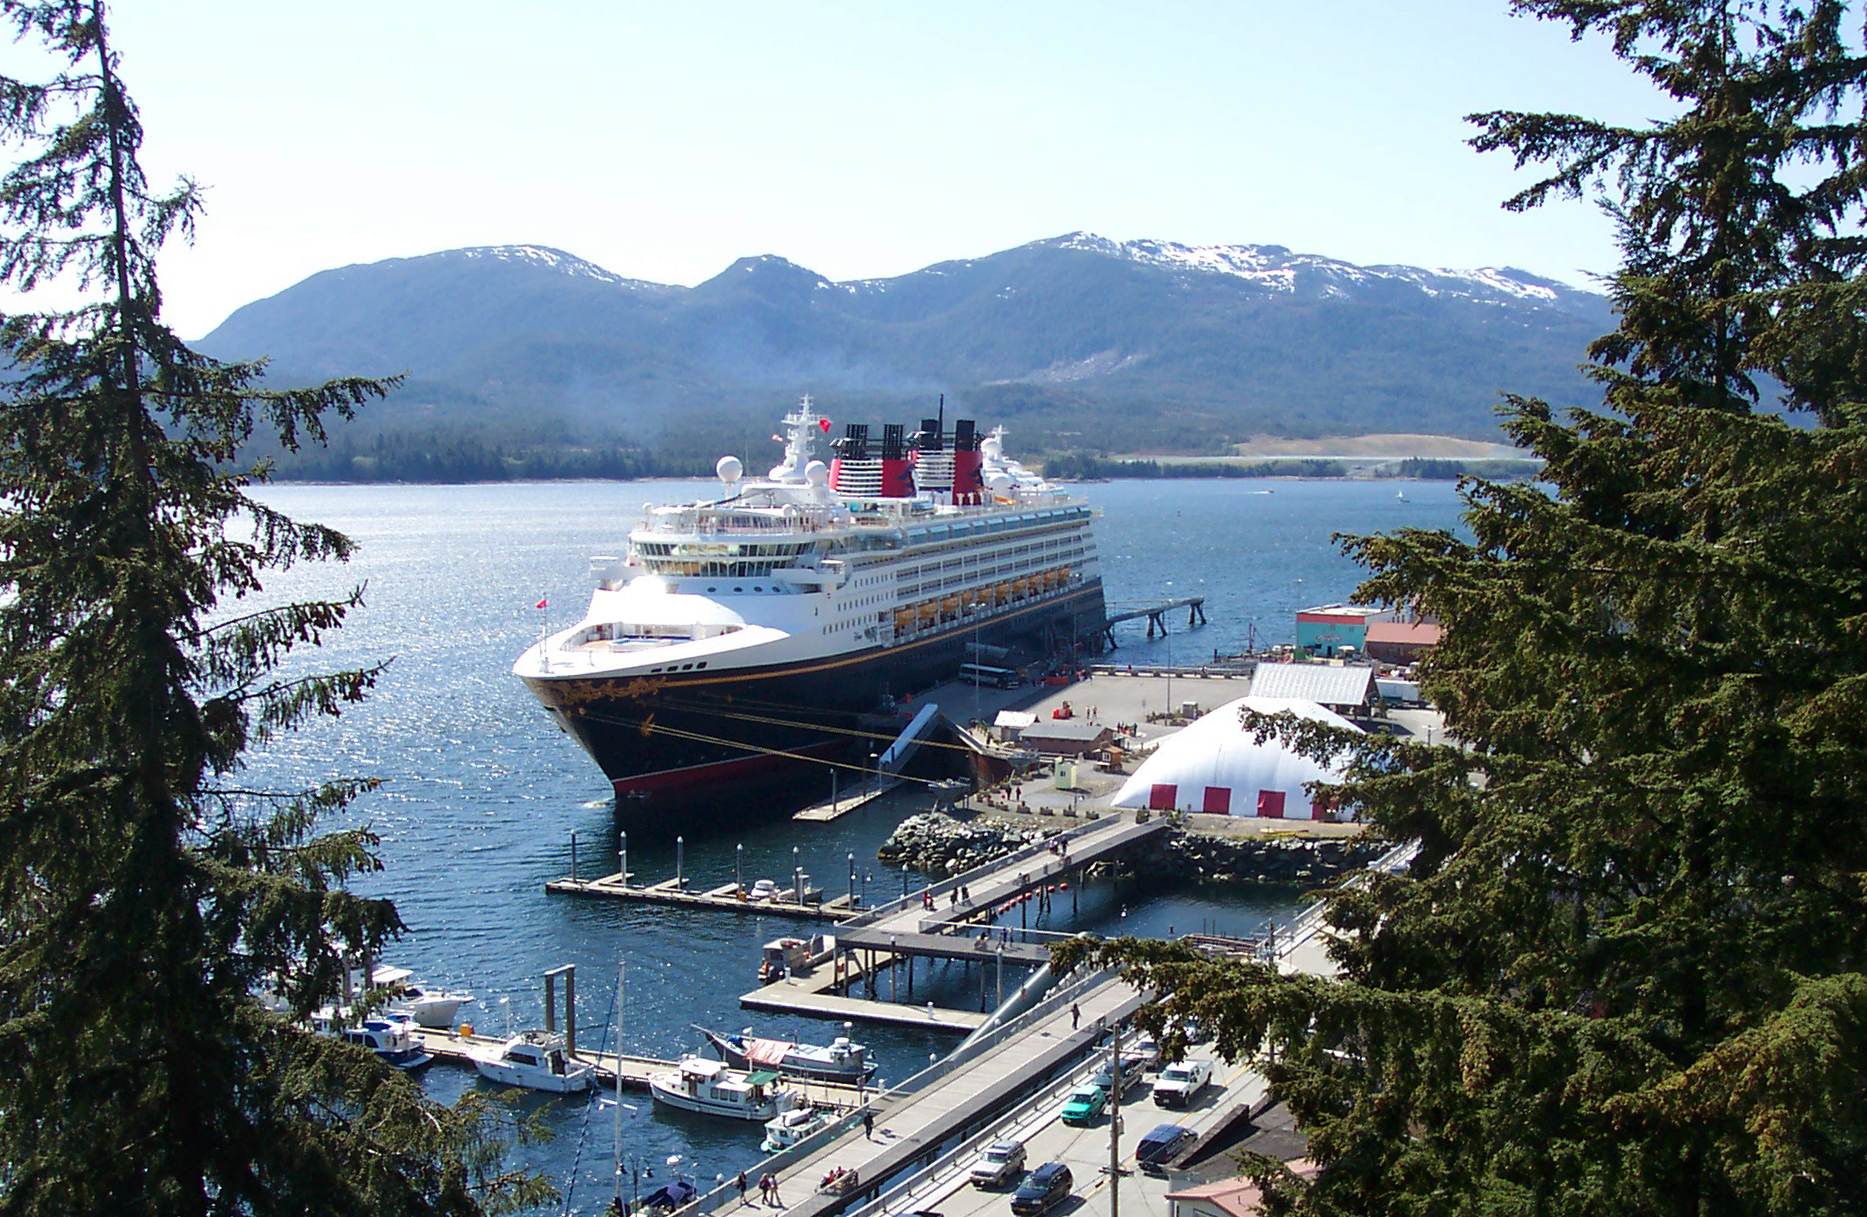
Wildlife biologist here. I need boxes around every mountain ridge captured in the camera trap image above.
[200,232,1613,457]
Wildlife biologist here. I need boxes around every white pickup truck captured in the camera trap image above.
[1151,1059,1212,1107]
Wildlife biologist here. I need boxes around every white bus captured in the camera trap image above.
[958,662,1021,688]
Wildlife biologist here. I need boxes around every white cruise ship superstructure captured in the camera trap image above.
[514,398,1106,825]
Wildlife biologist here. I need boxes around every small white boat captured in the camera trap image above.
[338,1012,433,1071]
[760,1105,832,1153]
[648,1056,800,1121]
[474,1030,595,1092]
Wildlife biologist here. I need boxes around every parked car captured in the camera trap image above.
[1090,1052,1148,1094]
[1135,1123,1197,1173]
[1010,1163,1073,1216]
[1060,1083,1108,1125]
[969,1139,1026,1188]
[1152,1059,1213,1107]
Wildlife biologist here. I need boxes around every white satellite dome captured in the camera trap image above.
[1111,696,1359,820]
[716,455,744,488]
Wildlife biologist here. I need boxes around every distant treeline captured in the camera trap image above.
[259,430,1536,485]
[266,431,712,483]
[1394,457,1542,480]
[1040,453,1348,480]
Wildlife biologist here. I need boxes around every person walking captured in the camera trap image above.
[863,1109,875,1140]
[1071,1002,1080,1029]
[737,1172,749,1205]
[768,1175,784,1207]
[759,1175,772,1206]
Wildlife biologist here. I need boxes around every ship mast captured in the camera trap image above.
[768,394,828,483]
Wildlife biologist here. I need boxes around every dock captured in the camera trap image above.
[793,776,904,822]
[410,1030,872,1109]
[1102,595,1207,644]
[543,874,843,920]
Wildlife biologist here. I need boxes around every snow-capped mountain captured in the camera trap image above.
[198,233,1611,450]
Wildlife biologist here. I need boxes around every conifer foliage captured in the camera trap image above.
[1062,4,1867,1213]
[0,3,546,1213]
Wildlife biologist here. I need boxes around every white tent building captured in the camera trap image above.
[1111,696,1360,819]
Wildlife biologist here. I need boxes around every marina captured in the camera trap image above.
[234,476,1463,1207]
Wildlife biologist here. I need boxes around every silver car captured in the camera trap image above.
[969,1139,1026,1188]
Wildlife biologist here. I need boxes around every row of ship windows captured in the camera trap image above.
[900,505,1092,546]
[898,545,1088,598]
[897,533,1085,579]
[638,541,815,559]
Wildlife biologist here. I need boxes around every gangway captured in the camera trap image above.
[795,703,941,822]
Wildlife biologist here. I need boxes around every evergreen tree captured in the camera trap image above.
[0,3,548,1213]
[1063,4,1867,1213]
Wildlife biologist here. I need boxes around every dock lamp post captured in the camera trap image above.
[736,844,744,896]
[618,831,628,889]
[847,853,857,907]
[676,835,684,890]
[902,865,910,900]
[869,751,879,797]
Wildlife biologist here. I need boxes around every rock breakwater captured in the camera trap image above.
[877,812,1389,887]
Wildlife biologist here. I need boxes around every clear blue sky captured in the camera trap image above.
[102,0,1663,338]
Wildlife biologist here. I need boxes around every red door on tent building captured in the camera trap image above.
[1149,784,1177,811]
[1257,789,1286,818]
[1202,786,1232,815]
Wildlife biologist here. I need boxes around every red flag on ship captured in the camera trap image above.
[536,596,548,610]
[818,416,832,433]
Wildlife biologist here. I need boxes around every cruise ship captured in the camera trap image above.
[514,398,1106,828]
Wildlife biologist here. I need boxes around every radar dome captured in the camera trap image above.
[805,460,829,486]
[981,434,1004,460]
[716,455,744,486]
[987,473,1013,497]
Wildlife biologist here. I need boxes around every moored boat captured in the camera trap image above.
[367,964,475,1030]
[647,1056,800,1121]
[337,1011,434,1071]
[514,398,1107,830]
[474,1029,595,1092]
[697,1024,874,1083]
[760,1105,833,1153]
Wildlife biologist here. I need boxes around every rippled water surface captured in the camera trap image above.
[242,476,1466,1210]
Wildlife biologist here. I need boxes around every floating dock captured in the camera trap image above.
[543,874,847,920]
[410,1030,872,1110]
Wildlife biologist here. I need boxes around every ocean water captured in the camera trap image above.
[239,475,1467,1210]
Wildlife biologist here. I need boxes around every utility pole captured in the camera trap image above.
[1109,1022,1122,1217]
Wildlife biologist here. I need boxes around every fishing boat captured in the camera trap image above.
[761,1105,833,1153]
[474,1029,596,1092]
[514,398,1107,828]
[697,1024,875,1083]
[647,1056,801,1121]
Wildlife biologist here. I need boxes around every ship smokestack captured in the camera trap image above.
[952,419,984,505]
[827,423,869,493]
[880,424,914,496]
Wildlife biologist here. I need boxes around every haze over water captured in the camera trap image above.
[242,475,1467,1208]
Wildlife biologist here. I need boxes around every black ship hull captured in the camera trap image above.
[524,582,1106,833]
